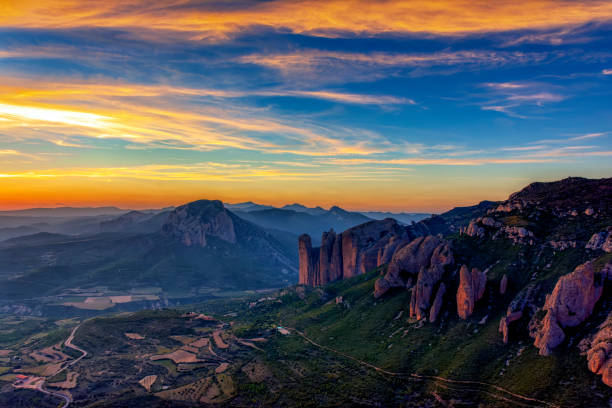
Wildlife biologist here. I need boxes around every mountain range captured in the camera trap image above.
[0,177,611,407]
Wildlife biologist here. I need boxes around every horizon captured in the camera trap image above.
[1,1,612,212]
[0,175,605,213]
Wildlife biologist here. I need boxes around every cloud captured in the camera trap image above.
[2,1,612,41]
[263,90,414,105]
[240,50,550,80]
[479,81,566,117]
[0,162,414,182]
[569,132,607,141]
[603,69,612,75]
[0,77,406,157]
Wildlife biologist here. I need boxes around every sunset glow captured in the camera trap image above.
[1,0,611,211]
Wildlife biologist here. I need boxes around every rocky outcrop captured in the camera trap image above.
[464,220,484,237]
[462,217,534,245]
[586,227,612,253]
[429,283,446,323]
[299,219,410,287]
[162,200,236,247]
[529,261,606,355]
[456,265,486,319]
[549,240,577,251]
[499,311,523,344]
[299,234,320,286]
[498,283,538,344]
[374,236,453,301]
[579,311,612,388]
[500,274,508,295]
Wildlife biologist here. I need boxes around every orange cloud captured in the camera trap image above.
[1,1,611,40]
[0,77,396,156]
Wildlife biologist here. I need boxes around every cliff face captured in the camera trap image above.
[299,218,410,287]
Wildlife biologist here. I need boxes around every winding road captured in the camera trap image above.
[286,326,561,408]
[17,324,88,408]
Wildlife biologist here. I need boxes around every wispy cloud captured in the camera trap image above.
[570,132,607,141]
[479,81,566,117]
[240,50,551,82]
[2,0,612,41]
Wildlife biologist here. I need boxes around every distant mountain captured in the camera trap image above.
[99,210,169,234]
[0,200,298,301]
[234,205,372,245]
[225,201,275,212]
[281,203,327,215]
[359,211,430,225]
[0,206,127,217]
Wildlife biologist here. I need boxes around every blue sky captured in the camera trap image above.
[0,1,611,211]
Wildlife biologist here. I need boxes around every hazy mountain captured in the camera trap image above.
[99,210,170,234]
[359,211,430,224]
[281,203,327,215]
[0,200,297,301]
[225,201,275,212]
[0,206,127,218]
[234,206,372,245]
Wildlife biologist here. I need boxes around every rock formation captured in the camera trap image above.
[530,261,605,355]
[456,265,486,319]
[299,234,320,286]
[374,236,453,300]
[579,311,612,388]
[498,283,538,344]
[464,220,484,238]
[162,200,236,247]
[586,227,612,253]
[499,311,523,344]
[500,274,508,295]
[299,219,409,287]
[463,217,534,245]
[429,283,446,323]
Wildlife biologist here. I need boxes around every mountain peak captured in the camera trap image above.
[162,199,236,247]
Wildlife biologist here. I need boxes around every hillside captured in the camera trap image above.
[1,178,611,407]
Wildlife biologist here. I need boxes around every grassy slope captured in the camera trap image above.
[216,239,612,407]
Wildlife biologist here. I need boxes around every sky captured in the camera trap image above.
[0,0,611,212]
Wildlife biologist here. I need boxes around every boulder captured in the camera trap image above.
[374,277,391,299]
[456,265,486,319]
[531,311,566,355]
[544,262,603,327]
